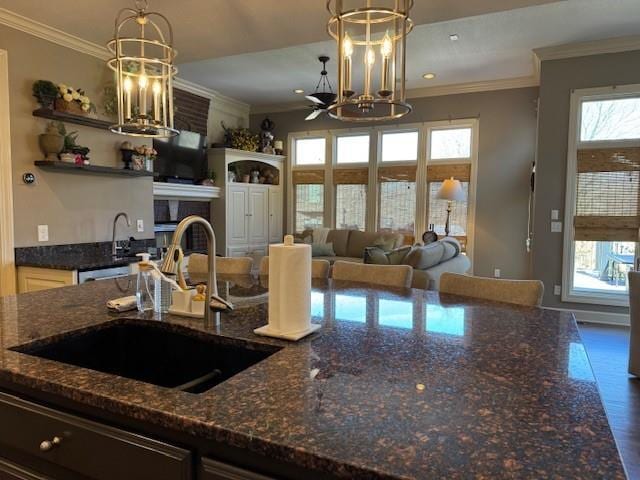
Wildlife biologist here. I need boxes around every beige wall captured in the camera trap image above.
[250,87,539,280]
[1,25,153,247]
[533,50,640,313]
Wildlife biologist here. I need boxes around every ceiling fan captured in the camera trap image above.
[305,56,337,121]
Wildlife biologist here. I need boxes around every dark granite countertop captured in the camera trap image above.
[0,277,626,479]
[14,241,156,271]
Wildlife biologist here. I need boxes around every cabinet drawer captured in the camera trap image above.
[201,457,274,480]
[0,393,191,480]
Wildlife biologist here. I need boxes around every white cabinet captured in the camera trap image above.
[249,187,269,245]
[269,188,283,243]
[228,185,250,244]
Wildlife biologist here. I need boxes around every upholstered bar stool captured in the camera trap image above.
[331,261,413,288]
[628,272,640,377]
[259,256,331,279]
[188,253,253,275]
[439,273,544,307]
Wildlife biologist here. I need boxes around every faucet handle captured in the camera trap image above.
[210,294,234,312]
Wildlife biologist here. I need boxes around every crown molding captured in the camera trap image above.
[250,75,540,116]
[0,7,250,114]
[533,34,640,64]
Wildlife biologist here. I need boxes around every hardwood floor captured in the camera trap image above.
[578,323,640,479]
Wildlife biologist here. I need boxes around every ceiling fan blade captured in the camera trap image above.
[305,95,324,105]
[305,109,323,121]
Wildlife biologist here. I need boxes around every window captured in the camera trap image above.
[335,184,366,230]
[564,88,640,306]
[430,127,472,159]
[295,184,324,232]
[335,294,367,323]
[336,134,369,164]
[381,130,419,162]
[379,181,416,234]
[378,299,413,329]
[295,137,325,165]
[427,181,469,236]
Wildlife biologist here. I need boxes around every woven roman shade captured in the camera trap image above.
[426,163,471,182]
[333,168,368,184]
[292,170,325,184]
[378,165,417,182]
[574,147,640,241]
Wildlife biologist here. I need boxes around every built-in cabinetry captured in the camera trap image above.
[209,149,284,263]
[16,267,77,293]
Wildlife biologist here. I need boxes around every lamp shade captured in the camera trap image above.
[436,177,465,201]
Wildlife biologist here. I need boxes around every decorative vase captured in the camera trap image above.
[38,124,63,161]
[55,98,84,115]
[120,149,134,170]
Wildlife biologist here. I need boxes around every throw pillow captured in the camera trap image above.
[363,246,389,265]
[311,242,335,257]
[441,237,461,256]
[403,243,445,270]
[387,245,412,264]
[373,236,397,252]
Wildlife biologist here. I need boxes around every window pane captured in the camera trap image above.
[379,182,415,234]
[580,98,640,142]
[382,131,419,162]
[295,184,324,232]
[428,181,469,236]
[430,128,472,160]
[335,184,366,231]
[336,135,369,164]
[295,138,325,165]
[572,241,634,294]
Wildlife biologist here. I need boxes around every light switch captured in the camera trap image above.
[136,219,144,233]
[37,225,49,242]
[551,209,559,220]
[494,268,501,278]
[551,221,563,233]
[554,285,562,295]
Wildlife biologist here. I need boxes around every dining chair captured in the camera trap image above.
[259,256,330,279]
[628,272,639,377]
[439,272,544,307]
[188,253,253,275]
[331,261,413,288]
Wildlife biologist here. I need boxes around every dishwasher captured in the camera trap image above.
[78,265,133,283]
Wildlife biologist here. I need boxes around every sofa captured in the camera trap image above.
[302,228,470,290]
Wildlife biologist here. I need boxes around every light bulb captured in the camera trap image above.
[343,32,353,57]
[138,74,148,89]
[381,32,393,58]
[152,80,162,95]
[123,76,133,92]
[365,47,376,66]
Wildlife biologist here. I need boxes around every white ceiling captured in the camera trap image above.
[2,0,640,108]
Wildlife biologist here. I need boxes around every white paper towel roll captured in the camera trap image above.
[254,235,320,341]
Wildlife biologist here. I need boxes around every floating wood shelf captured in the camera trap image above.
[32,108,114,131]
[35,161,153,178]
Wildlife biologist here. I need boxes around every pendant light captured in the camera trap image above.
[107,0,178,137]
[327,0,413,122]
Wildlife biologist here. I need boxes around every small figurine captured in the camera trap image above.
[192,284,207,301]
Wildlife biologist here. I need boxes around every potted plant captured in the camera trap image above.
[38,121,64,160]
[32,80,59,110]
[55,83,96,115]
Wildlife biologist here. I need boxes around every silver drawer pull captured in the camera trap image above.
[39,436,62,452]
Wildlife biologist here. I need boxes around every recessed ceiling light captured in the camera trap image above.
[449,34,459,41]
[294,89,305,94]
[423,73,436,80]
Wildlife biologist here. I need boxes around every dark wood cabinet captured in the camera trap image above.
[200,458,275,480]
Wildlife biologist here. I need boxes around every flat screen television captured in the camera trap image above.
[153,131,208,182]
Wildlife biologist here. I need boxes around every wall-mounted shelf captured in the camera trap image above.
[153,182,221,201]
[32,108,113,131]
[35,161,153,178]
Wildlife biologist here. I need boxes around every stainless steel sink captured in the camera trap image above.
[12,320,280,394]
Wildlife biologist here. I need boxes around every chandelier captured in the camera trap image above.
[327,0,413,122]
[107,0,178,137]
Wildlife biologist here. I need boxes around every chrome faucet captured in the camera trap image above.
[160,215,233,325]
[112,212,131,257]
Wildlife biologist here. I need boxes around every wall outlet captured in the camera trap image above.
[136,219,144,233]
[494,268,501,278]
[37,224,49,242]
[551,209,559,220]
[551,221,563,233]
[554,285,562,296]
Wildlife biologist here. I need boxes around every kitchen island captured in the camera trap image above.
[0,276,627,479]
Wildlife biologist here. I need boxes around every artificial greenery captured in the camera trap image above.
[32,80,58,103]
[53,121,89,155]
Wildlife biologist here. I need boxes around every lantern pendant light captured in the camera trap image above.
[107,0,178,137]
[327,0,414,122]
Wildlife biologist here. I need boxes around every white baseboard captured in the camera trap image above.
[547,307,630,327]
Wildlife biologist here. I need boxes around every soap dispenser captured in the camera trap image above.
[136,253,156,312]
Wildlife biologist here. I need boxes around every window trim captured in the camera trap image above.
[378,127,421,164]
[562,84,640,307]
[427,124,474,162]
[291,134,328,167]
[333,130,371,167]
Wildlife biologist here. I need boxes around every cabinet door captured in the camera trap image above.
[249,187,269,246]
[200,457,274,480]
[228,185,250,245]
[268,188,283,244]
[17,267,76,293]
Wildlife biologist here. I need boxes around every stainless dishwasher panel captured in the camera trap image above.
[78,265,132,283]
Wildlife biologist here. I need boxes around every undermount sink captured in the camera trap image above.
[12,321,280,394]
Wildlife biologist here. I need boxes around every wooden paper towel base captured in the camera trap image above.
[253,323,321,341]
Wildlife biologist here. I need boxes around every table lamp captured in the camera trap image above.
[436,177,465,236]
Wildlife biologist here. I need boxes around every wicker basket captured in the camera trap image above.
[54,98,84,115]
